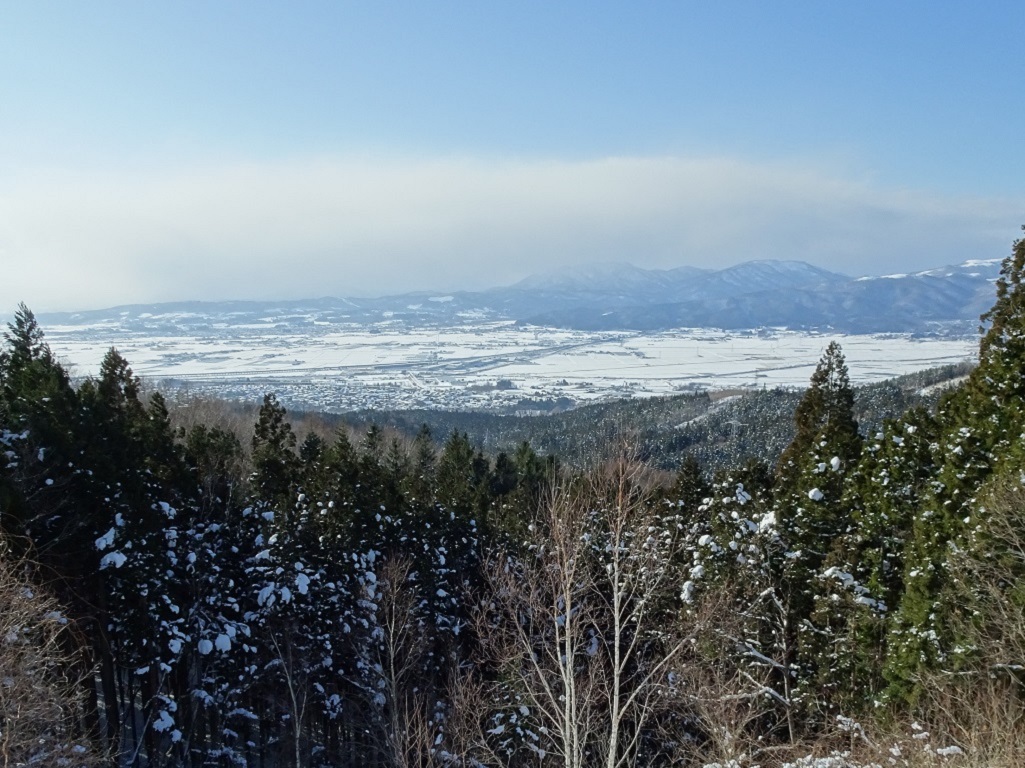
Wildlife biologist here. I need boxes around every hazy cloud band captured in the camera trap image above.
[1,155,1020,311]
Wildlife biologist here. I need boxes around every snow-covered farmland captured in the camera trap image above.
[43,321,977,412]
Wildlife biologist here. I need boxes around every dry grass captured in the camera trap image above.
[0,541,103,766]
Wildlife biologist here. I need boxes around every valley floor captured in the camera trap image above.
[45,320,976,412]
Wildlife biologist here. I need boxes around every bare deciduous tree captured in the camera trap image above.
[459,460,695,768]
[372,554,447,768]
[675,585,790,766]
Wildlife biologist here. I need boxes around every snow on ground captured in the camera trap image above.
[44,321,977,412]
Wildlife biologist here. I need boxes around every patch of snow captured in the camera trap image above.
[681,581,695,603]
[100,551,127,569]
[152,710,175,733]
[257,584,276,606]
[95,528,116,551]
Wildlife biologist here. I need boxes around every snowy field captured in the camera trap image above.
[43,321,978,412]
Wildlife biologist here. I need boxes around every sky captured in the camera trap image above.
[1,1,1023,312]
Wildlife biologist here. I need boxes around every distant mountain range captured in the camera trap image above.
[37,258,1003,336]
[513,259,1001,334]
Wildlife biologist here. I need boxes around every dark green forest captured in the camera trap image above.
[336,362,971,474]
[3,230,1025,767]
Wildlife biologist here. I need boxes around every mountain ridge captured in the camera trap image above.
[32,257,1001,336]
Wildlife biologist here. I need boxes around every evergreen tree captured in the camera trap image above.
[180,423,244,513]
[298,430,326,466]
[669,453,710,519]
[886,231,1025,700]
[297,430,328,499]
[775,341,861,570]
[0,305,81,552]
[251,393,298,503]
[406,424,437,503]
[771,342,863,719]
[977,226,1025,462]
[848,408,938,616]
[435,431,489,517]
[321,428,360,518]
[815,408,941,710]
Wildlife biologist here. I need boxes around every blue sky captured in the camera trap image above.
[2,1,1022,310]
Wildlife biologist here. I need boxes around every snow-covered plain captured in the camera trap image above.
[44,320,977,412]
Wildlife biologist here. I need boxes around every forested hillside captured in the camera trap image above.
[2,230,1025,767]
[338,362,970,473]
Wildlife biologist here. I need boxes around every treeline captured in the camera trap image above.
[2,230,1025,766]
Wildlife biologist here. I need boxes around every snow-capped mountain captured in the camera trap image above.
[517,258,1000,333]
[511,260,843,304]
[698,260,847,295]
[33,257,1003,336]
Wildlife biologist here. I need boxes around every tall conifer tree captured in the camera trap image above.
[770,342,863,717]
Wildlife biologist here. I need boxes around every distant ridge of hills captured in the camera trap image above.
[37,257,1003,336]
[516,258,1000,334]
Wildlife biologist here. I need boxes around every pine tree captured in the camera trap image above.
[251,393,298,503]
[435,431,489,517]
[181,423,244,513]
[1,304,50,371]
[775,343,860,554]
[406,424,437,504]
[815,408,941,710]
[774,342,860,573]
[770,342,864,718]
[319,428,360,524]
[670,453,710,519]
[0,305,81,552]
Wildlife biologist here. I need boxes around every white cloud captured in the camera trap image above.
[0,154,1019,311]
